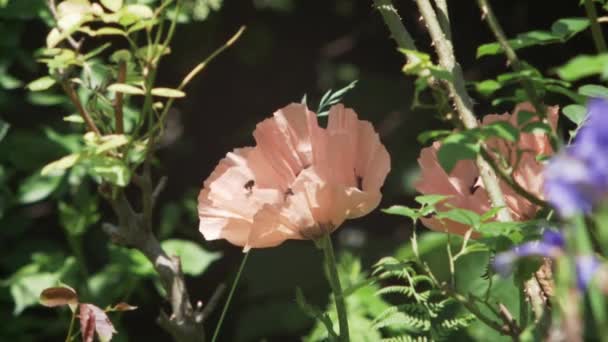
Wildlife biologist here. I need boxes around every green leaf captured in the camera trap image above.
[475,79,501,97]
[87,156,130,186]
[93,134,129,154]
[16,172,63,204]
[414,194,449,207]
[26,76,56,91]
[556,54,608,81]
[481,121,520,141]
[107,83,144,95]
[550,17,590,38]
[100,0,122,12]
[119,4,153,26]
[521,121,553,134]
[436,208,481,228]
[41,153,80,176]
[562,104,587,125]
[436,142,478,174]
[417,129,451,144]
[382,206,419,221]
[161,239,221,276]
[0,118,9,143]
[578,84,608,98]
[151,87,186,98]
[93,27,126,36]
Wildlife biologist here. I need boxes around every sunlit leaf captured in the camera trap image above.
[41,153,80,176]
[26,76,56,91]
[556,54,608,81]
[151,87,185,98]
[16,172,63,204]
[562,104,587,125]
[107,83,144,95]
[87,156,131,186]
[100,0,122,12]
[578,84,608,98]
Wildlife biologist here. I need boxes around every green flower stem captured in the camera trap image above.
[211,251,250,342]
[319,234,350,341]
[65,309,77,342]
[584,0,608,53]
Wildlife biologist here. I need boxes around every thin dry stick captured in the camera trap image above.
[61,81,101,135]
[114,61,127,134]
[476,0,546,119]
[415,0,513,223]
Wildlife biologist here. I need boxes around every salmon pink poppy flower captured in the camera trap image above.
[198,103,390,250]
[415,103,558,236]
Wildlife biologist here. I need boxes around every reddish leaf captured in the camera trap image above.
[79,304,117,342]
[40,286,78,308]
[108,302,137,312]
[79,304,96,342]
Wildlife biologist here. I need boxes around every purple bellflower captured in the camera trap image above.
[544,99,608,216]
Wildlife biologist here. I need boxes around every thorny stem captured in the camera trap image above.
[372,0,416,50]
[415,0,512,223]
[61,81,101,135]
[584,0,608,53]
[211,252,250,342]
[114,61,126,134]
[320,234,350,342]
[476,0,546,119]
[416,0,549,332]
[433,0,451,41]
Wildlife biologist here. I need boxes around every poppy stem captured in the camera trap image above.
[211,251,250,342]
[320,234,350,341]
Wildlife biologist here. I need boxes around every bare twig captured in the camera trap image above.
[104,191,205,342]
[476,0,546,119]
[61,81,101,135]
[114,61,127,134]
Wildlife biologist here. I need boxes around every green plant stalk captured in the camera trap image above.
[572,215,608,341]
[584,0,608,53]
[65,309,77,342]
[476,0,546,118]
[211,251,250,342]
[319,234,350,341]
[65,232,91,297]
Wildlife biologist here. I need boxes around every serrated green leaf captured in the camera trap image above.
[160,239,221,276]
[26,76,56,91]
[382,206,419,221]
[151,87,185,98]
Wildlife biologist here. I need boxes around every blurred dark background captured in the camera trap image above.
[0,0,594,341]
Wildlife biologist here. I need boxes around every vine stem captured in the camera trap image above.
[584,0,608,53]
[476,0,546,119]
[211,252,250,342]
